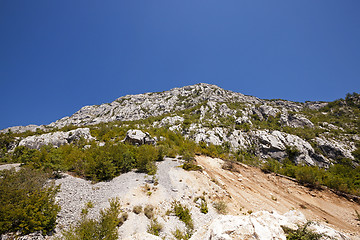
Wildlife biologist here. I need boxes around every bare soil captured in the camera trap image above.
[195,155,360,239]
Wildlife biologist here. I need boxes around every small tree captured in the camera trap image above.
[0,168,60,235]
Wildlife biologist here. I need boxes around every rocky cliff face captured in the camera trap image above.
[2,83,359,168]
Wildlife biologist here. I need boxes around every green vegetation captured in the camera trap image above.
[172,201,194,231]
[194,196,208,214]
[132,205,142,214]
[355,210,360,221]
[261,158,360,195]
[281,222,323,240]
[0,168,60,236]
[200,199,208,214]
[1,124,200,182]
[172,228,192,240]
[213,200,227,214]
[147,218,163,236]
[60,198,123,240]
[144,205,155,219]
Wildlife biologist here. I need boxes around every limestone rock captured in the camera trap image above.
[258,104,281,118]
[235,116,252,125]
[158,116,184,127]
[0,125,46,134]
[1,231,45,240]
[123,233,162,240]
[123,130,156,145]
[251,130,328,166]
[280,112,314,128]
[315,137,355,161]
[305,101,328,110]
[192,210,349,240]
[48,83,262,129]
[18,128,95,150]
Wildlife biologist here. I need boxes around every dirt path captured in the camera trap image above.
[195,155,360,238]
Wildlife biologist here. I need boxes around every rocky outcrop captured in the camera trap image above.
[251,130,328,166]
[305,101,328,110]
[193,210,349,240]
[153,116,184,128]
[315,137,355,161]
[257,104,281,118]
[18,128,95,150]
[123,130,156,145]
[189,127,328,167]
[0,124,46,134]
[280,111,314,128]
[48,83,262,129]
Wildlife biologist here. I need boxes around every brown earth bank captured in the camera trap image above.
[194,155,360,238]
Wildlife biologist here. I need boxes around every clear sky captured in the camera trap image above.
[1,1,359,129]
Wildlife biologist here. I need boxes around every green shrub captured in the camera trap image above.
[281,222,323,240]
[200,200,208,214]
[182,160,202,171]
[213,201,227,214]
[132,205,142,214]
[172,228,192,240]
[147,218,163,236]
[172,201,193,230]
[60,198,122,240]
[0,168,60,235]
[136,145,158,175]
[261,158,281,173]
[144,205,154,219]
[294,166,321,188]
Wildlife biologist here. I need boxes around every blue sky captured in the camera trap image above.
[1,1,359,129]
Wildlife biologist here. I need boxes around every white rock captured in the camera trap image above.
[18,128,95,150]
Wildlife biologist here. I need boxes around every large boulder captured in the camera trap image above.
[191,210,350,240]
[280,111,314,128]
[123,130,156,145]
[18,128,95,150]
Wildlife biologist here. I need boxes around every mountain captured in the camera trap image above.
[1,83,360,239]
[2,83,359,168]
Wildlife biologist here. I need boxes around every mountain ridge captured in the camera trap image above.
[1,83,326,133]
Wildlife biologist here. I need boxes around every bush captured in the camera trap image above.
[132,205,142,214]
[294,166,321,188]
[172,228,192,240]
[60,198,122,240]
[144,205,154,219]
[261,159,281,173]
[147,218,163,236]
[136,145,158,175]
[0,168,60,235]
[281,222,323,240]
[172,201,193,230]
[213,201,227,214]
[182,160,202,171]
[200,200,208,214]
[222,160,239,172]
